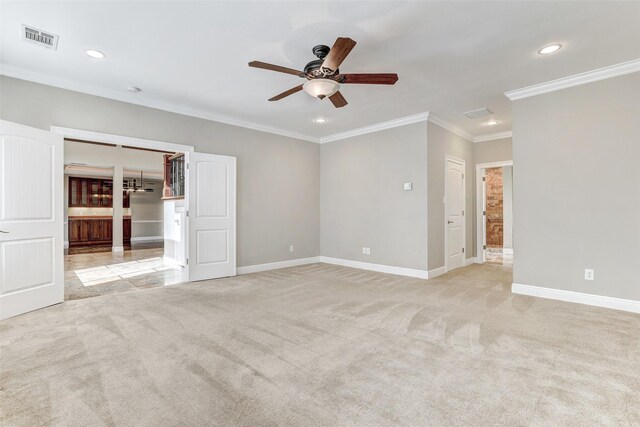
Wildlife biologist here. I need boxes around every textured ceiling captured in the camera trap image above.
[2,1,639,141]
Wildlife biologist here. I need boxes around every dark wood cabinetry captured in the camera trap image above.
[68,218,131,246]
[69,177,130,208]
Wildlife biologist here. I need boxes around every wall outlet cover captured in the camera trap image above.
[289,245,294,253]
[403,182,412,191]
[584,269,594,280]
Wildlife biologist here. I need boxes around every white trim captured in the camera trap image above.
[444,155,466,273]
[464,257,477,266]
[473,131,513,143]
[319,112,430,143]
[3,65,319,143]
[64,241,69,249]
[51,126,194,153]
[130,236,163,243]
[428,115,473,141]
[112,246,124,253]
[427,266,446,279]
[512,283,640,314]
[237,257,321,275]
[503,248,513,255]
[319,256,428,279]
[475,160,513,263]
[505,58,640,101]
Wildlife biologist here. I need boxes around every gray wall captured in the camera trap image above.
[0,76,320,267]
[513,72,640,301]
[427,121,474,270]
[320,123,428,270]
[473,137,513,165]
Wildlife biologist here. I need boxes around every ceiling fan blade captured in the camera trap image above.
[249,61,303,77]
[328,91,348,108]
[269,85,304,101]
[322,37,357,72]
[339,73,399,85]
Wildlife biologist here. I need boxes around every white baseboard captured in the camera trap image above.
[428,266,446,279]
[237,257,321,275]
[503,248,514,255]
[464,257,477,266]
[130,236,164,243]
[112,246,124,253]
[319,256,428,279]
[64,241,69,249]
[512,283,640,314]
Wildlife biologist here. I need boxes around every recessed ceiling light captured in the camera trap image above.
[127,86,141,93]
[485,119,499,126]
[85,49,105,59]
[537,44,562,55]
[314,117,327,124]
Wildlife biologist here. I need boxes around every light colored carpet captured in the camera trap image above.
[1,263,639,426]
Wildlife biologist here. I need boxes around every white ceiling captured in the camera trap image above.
[2,1,639,141]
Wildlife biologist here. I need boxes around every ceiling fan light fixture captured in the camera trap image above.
[303,78,340,99]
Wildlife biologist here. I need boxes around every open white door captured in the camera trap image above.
[0,120,63,319]
[186,152,236,281]
[445,157,465,272]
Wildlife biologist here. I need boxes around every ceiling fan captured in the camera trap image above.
[249,37,398,108]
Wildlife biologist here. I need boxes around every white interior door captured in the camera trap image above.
[445,158,465,271]
[0,120,63,319]
[186,152,236,281]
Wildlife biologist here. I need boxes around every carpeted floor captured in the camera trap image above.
[1,263,639,426]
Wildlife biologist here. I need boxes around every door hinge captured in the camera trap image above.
[462,210,464,216]
[186,211,189,217]
[483,210,486,216]
[186,163,189,170]
[462,248,465,253]
[482,176,486,182]
[483,245,487,250]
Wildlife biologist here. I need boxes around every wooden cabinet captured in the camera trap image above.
[68,177,129,208]
[69,218,130,246]
[123,218,131,243]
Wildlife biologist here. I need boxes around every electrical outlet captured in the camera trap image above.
[362,247,367,254]
[403,182,412,191]
[366,247,371,255]
[289,245,294,253]
[584,269,594,281]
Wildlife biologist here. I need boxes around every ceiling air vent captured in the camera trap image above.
[21,24,59,50]
[464,107,493,119]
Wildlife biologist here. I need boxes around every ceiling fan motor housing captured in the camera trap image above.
[305,45,338,79]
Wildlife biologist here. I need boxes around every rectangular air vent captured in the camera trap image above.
[21,24,59,50]
[464,107,493,119]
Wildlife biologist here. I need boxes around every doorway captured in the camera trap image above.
[0,120,238,319]
[476,161,513,266]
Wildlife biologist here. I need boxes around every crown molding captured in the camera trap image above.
[473,130,513,143]
[427,115,474,141]
[0,64,321,143]
[319,112,430,143]
[505,58,640,101]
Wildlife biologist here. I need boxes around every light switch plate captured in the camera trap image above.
[403,182,412,191]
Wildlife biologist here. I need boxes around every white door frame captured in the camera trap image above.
[444,155,466,273]
[51,126,195,268]
[475,160,513,263]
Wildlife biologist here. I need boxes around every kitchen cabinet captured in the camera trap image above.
[68,177,130,208]
[68,218,130,246]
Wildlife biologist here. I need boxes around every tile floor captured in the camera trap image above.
[65,245,186,301]
[485,247,513,266]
